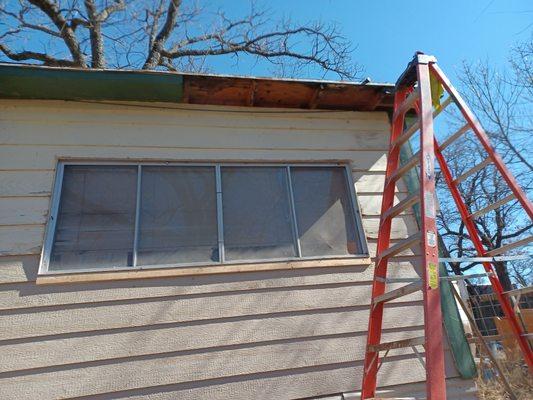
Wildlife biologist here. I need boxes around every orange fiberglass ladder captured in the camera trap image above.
[360,53,533,399]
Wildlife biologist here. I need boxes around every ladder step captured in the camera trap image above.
[368,336,425,352]
[390,123,419,151]
[434,96,453,116]
[438,123,470,151]
[390,97,453,151]
[454,157,492,184]
[439,254,530,263]
[469,193,515,219]
[393,90,420,121]
[385,153,419,187]
[376,232,422,264]
[376,277,421,284]
[485,235,533,256]
[440,272,494,281]
[366,398,416,400]
[503,286,533,298]
[373,282,422,305]
[382,193,420,221]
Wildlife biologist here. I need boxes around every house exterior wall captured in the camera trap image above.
[0,100,472,399]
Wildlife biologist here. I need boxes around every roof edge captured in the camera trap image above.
[0,63,394,111]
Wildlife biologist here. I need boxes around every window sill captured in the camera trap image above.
[36,256,371,285]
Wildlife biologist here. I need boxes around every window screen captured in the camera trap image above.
[291,167,359,257]
[137,166,218,265]
[221,167,296,260]
[49,165,137,270]
[44,163,364,273]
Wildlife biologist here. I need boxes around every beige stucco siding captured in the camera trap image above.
[0,100,470,399]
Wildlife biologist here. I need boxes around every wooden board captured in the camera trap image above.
[0,197,50,225]
[0,344,427,400]
[0,285,424,340]
[494,309,533,358]
[1,312,424,373]
[0,171,54,197]
[34,258,370,285]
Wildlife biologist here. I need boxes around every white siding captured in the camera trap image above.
[0,100,471,399]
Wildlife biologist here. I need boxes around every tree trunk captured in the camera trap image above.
[85,0,105,68]
[143,0,181,70]
[493,261,513,291]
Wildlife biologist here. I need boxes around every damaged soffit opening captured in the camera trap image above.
[0,63,395,112]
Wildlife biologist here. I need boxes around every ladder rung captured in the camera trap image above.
[504,286,533,298]
[485,235,533,256]
[382,193,420,221]
[393,90,420,121]
[386,152,419,187]
[454,157,492,184]
[373,282,422,305]
[391,123,418,151]
[390,97,454,153]
[440,272,494,281]
[469,193,515,220]
[376,277,421,284]
[439,123,470,151]
[439,255,530,263]
[368,336,425,352]
[366,398,416,400]
[434,96,453,116]
[377,232,422,264]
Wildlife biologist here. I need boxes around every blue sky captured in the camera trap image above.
[206,0,532,83]
[2,1,531,82]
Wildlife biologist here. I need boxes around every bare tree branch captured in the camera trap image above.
[27,0,87,67]
[143,0,182,69]
[159,16,358,78]
[0,43,77,66]
[0,1,359,79]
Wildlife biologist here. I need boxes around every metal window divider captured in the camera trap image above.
[132,165,142,267]
[215,165,225,263]
[286,166,303,258]
[38,162,65,274]
[345,164,369,255]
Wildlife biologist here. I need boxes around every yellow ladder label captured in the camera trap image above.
[428,262,439,289]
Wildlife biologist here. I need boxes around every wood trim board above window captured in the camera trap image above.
[38,162,369,281]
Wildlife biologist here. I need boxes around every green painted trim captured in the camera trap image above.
[0,65,183,102]
[400,125,477,379]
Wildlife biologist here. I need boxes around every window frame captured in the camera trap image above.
[38,160,369,275]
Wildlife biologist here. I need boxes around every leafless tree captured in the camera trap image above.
[0,0,360,78]
[435,38,533,290]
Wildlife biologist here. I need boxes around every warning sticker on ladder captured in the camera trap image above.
[427,230,437,247]
[428,263,439,289]
[424,192,436,218]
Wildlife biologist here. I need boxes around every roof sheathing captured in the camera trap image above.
[0,63,394,111]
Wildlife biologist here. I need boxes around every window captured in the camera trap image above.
[49,165,138,270]
[42,163,367,273]
[221,167,296,261]
[137,166,218,265]
[291,167,359,257]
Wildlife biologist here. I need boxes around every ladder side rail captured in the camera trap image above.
[430,63,533,220]
[433,139,533,371]
[415,61,447,400]
[360,88,410,399]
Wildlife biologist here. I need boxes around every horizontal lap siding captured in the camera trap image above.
[0,100,461,400]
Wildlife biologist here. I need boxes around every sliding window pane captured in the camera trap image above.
[291,167,359,257]
[137,166,218,265]
[222,167,296,260]
[49,165,137,270]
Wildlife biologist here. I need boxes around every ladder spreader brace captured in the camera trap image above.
[360,53,533,400]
